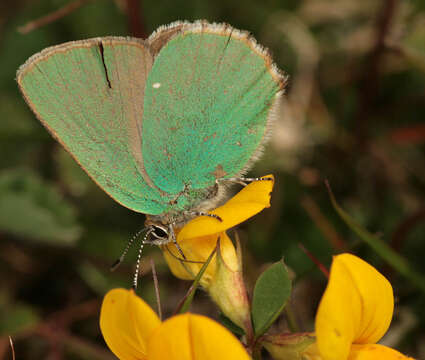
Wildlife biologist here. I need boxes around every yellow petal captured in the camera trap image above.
[163,232,238,288]
[99,288,161,360]
[315,254,394,360]
[177,175,274,241]
[147,313,250,360]
[349,344,415,360]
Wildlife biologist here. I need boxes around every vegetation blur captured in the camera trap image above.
[0,0,424,358]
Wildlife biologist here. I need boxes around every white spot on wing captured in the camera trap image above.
[153,82,161,89]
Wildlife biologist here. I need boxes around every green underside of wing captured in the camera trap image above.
[141,31,280,195]
[18,39,169,214]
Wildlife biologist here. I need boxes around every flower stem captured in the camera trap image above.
[284,304,300,333]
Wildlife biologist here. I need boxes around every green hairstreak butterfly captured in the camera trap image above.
[17,20,286,249]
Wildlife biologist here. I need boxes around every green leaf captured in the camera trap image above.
[0,169,82,245]
[326,181,425,293]
[175,246,216,314]
[252,260,292,337]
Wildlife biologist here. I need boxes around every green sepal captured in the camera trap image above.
[219,312,246,337]
[262,333,316,360]
[174,246,216,314]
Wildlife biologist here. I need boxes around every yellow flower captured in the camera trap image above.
[162,175,274,332]
[315,253,414,360]
[99,288,250,360]
[163,175,274,286]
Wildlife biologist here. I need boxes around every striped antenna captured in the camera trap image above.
[133,228,154,289]
[110,226,149,271]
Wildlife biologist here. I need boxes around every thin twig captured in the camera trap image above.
[355,0,398,144]
[300,195,346,250]
[18,0,92,34]
[8,336,15,360]
[283,303,300,333]
[125,0,147,38]
[150,258,162,320]
[298,243,329,278]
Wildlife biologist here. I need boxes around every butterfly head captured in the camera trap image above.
[149,223,170,244]
[144,217,175,246]
[144,216,187,260]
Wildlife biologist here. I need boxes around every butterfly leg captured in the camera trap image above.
[187,211,223,222]
[217,176,273,187]
[169,224,187,260]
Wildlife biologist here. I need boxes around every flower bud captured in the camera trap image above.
[208,236,252,334]
[262,333,319,360]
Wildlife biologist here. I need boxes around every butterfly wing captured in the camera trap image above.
[148,21,188,56]
[142,23,285,194]
[17,37,169,215]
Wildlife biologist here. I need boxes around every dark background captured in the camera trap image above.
[0,0,424,358]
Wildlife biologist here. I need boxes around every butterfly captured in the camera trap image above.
[17,20,286,254]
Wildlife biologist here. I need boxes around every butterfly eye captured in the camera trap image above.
[151,225,168,239]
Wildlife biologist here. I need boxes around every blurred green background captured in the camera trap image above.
[0,0,424,358]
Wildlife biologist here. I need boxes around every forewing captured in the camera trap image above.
[142,23,285,194]
[148,21,188,56]
[17,37,168,214]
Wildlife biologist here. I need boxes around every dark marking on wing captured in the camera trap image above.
[212,164,227,179]
[224,27,233,51]
[203,132,217,142]
[98,42,112,89]
[163,148,173,160]
[217,26,233,71]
